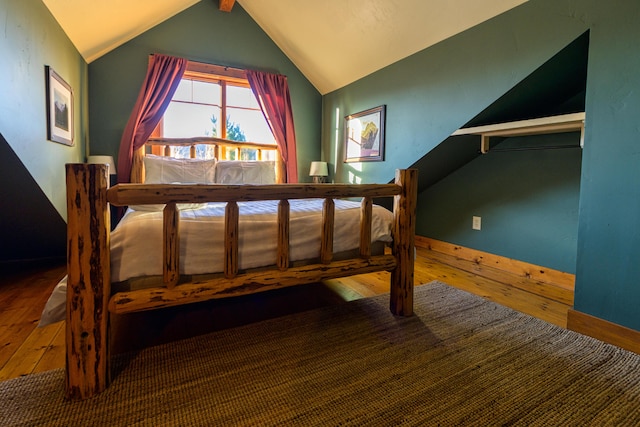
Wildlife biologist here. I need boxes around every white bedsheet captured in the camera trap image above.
[39,199,393,326]
[112,199,393,282]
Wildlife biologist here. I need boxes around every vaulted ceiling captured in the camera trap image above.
[42,0,527,94]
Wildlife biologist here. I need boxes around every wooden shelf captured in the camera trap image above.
[452,112,585,153]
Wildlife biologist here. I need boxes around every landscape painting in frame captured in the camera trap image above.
[344,105,385,162]
[46,66,74,146]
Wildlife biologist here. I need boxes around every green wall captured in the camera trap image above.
[322,1,587,185]
[0,0,87,263]
[0,0,87,218]
[574,2,640,330]
[417,133,581,274]
[88,1,321,183]
[322,0,640,331]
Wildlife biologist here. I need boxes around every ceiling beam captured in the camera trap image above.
[219,0,235,12]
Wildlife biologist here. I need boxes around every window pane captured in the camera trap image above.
[197,144,216,159]
[225,149,237,161]
[160,73,277,160]
[226,107,274,144]
[192,80,220,105]
[168,145,216,160]
[240,148,257,160]
[163,102,221,138]
[227,85,259,109]
[172,79,193,102]
[169,146,191,159]
[262,150,276,161]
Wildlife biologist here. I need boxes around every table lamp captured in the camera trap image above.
[309,161,328,183]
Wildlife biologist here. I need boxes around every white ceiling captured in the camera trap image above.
[42,0,527,94]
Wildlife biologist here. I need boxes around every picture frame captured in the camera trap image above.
[344,105,385,162]
[45,66,74,146]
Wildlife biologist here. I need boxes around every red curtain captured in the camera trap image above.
[116,54,188,183]
[246,70,298,183]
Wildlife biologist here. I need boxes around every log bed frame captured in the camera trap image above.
[65,162,417,400]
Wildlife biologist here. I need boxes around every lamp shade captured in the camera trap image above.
[309,161,328,177]
[87,155,116,175]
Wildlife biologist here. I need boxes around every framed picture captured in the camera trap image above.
[344,105,385,162]
[45,66,74,146]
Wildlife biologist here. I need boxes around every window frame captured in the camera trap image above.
[149,61,277,161]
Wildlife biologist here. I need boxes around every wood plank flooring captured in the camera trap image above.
[0,247,572,381]
[0,263,66,381]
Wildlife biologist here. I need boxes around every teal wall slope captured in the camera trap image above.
[0,132,66,263]
[574,2,640,329]
[322,0,640,331]
[321,1,588,185]
[418,133,582,274]
[0,0,87,262]
[0,0,87,219]
[88,1,321,183]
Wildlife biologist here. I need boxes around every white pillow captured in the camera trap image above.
[144,154,217,184]
[128,203,207,212]
[215,161,276,184]
[129,181,208,212]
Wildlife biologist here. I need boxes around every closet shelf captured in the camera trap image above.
[452,112,585,153]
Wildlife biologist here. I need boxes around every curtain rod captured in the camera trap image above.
[150,54,247,74]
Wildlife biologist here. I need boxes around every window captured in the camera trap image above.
[153,62,276,161]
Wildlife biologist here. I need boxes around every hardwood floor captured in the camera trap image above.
[0,262,67,381]
[0,247,572,381]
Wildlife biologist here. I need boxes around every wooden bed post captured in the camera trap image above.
[391,169,418,316]
[65,164,111,400]
[130,146,145,183]
[276,154,286,183]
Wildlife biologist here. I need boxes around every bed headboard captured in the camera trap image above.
[131,137,283,183]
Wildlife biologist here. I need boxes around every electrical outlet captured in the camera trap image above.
[472,216,481,230]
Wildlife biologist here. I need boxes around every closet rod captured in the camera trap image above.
[483,145,582,154]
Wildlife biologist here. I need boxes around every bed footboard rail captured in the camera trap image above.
[106,172,417,316]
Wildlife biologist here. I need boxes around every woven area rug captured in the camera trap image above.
[3,281,640,426]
